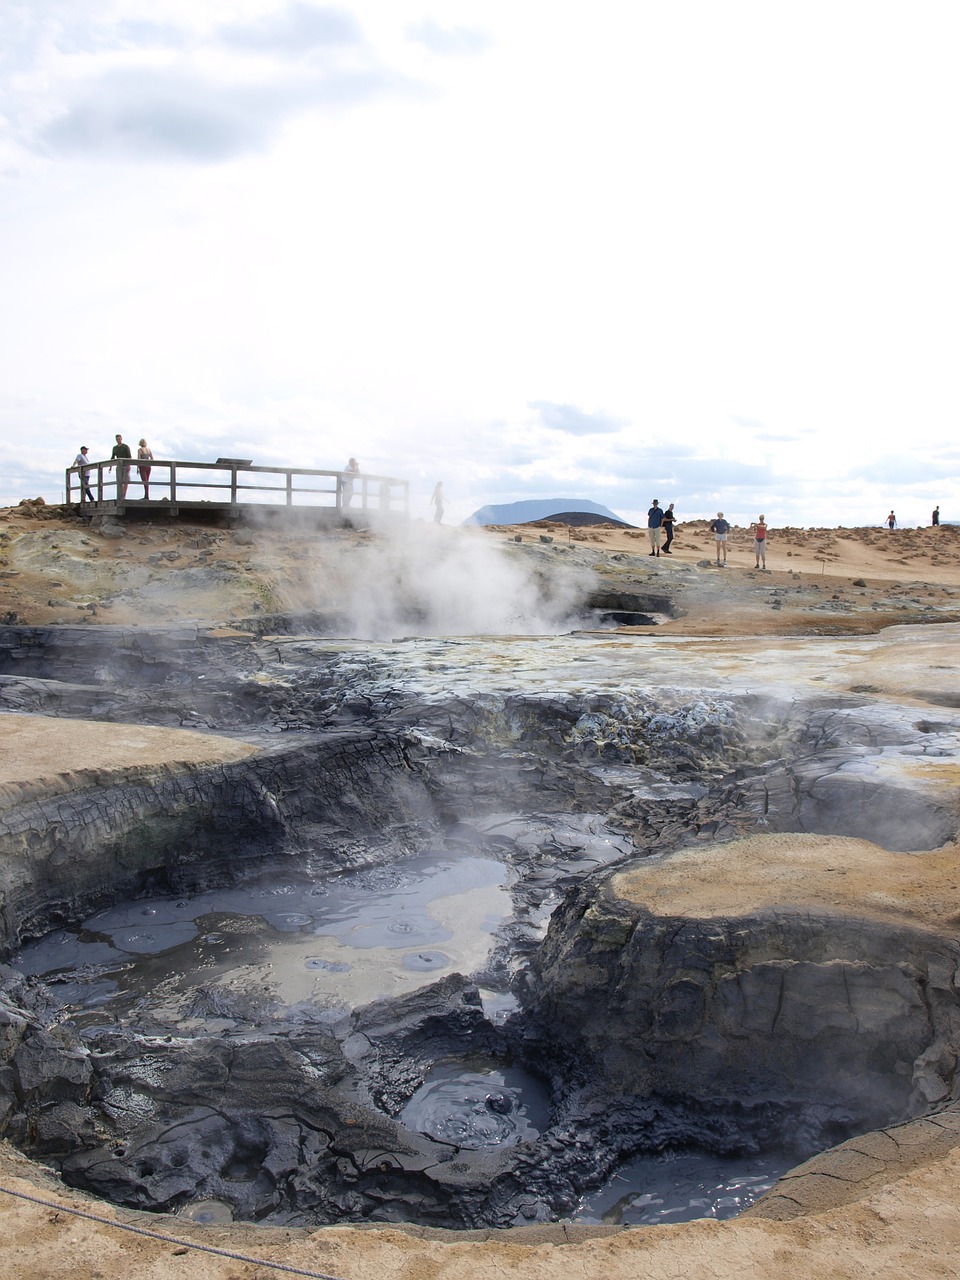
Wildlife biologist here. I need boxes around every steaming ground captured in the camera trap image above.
[329,520,595,638]
[0,510,597,637]
[3,504,960,637]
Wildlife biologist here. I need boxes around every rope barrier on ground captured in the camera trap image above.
[0,1182,350,1279]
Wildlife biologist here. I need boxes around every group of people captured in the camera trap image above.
[644,500,676,557]
[887,507,941,529]
[73,435,154,502]
[647,502,768,569]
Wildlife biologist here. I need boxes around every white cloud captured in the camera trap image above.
[1,1,959,530]
[218,3,362,54]
[405,19,493,58]
[528,401,627,437]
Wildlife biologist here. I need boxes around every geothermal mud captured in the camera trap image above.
[0,622,959,1230]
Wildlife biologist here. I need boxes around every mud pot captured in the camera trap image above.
[1,623,959,1230]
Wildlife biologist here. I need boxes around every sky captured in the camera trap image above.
[2,1,959,530]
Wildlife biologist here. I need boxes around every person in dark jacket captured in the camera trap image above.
[661,503,676,553]
[709,512,730,565]
[109,434,131,499]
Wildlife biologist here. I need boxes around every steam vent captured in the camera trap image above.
[2,514,960,1277]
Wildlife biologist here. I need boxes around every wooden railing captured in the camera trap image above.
[65,459,409,517]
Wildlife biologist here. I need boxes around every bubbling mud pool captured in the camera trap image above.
[9,846,793,1227]
[11,852,514,1026]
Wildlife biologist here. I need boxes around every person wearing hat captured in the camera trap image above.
[709,511,730,565]
[647,498,664,556]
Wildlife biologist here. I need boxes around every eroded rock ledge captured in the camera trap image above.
[521,834,960,1142]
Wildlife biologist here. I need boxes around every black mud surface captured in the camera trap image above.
[0,625,958,1228]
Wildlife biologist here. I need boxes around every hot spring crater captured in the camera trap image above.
[1,621,959,1230]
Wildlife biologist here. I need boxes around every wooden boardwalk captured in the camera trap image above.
[65,458,409,521]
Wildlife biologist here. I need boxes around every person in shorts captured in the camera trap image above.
[709,512,730,565]
[751,515,768,568]
[137,439,154,500]
[647,499,664,556]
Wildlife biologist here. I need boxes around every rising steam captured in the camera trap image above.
[317,521,597,640]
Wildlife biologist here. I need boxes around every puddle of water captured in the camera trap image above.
[176,1199,235,1224]
[478,987,520,1024]
[399,1063,550,1149]
[576,1148,790,1225]
[11,853,512,1024]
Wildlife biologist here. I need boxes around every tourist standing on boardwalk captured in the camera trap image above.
[647,499,663,557]
[109,434,131,499]
[661,503,676,553]
[343,458,359,507]
[709,512,730,565]
[137,439,154,500]
[74,446,93,502]
[431,481,445,524]
[933,506,940,526]
[751,515,768,569]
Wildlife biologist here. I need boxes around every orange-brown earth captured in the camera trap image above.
[3,502,960,636]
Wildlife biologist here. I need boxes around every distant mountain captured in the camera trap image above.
[464,498,633,527]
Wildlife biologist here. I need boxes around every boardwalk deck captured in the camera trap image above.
[65,458,409,521]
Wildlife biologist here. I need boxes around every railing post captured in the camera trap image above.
[286,471,293,505]
[170,463,177,503]
[231,464,238,503]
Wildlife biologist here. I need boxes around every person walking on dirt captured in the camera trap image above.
[661,503,676,553]
[751,515,768,569]
[647,499,664,557]
[709,512,730,565]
